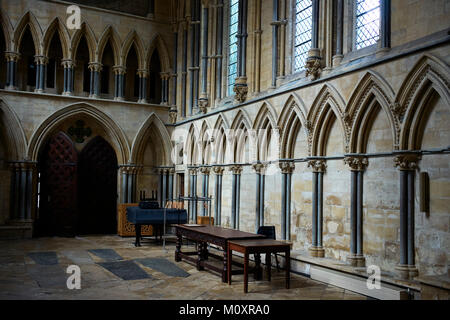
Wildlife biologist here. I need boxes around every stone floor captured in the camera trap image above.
[0,235,367,300]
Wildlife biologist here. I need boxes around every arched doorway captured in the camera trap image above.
[37,132,78,236]
[36,132,118,236]
[78,136,118,234]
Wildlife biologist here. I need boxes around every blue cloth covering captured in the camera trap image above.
[126,207,187,225]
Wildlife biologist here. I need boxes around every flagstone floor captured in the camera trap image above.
[0,235,367,300]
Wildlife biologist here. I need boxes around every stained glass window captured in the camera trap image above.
[293,0,312,72]
[227,0,239,96]
[355,0,380,50]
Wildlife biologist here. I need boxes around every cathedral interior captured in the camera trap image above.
[0,0,449,301]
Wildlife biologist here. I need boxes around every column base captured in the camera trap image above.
[89,94,99,99]
[5,85,17,91]
[114,97,125,102]
[347,254,366,267]
[34,88,44,93]
[332,54,343,67]
[62,91,73,96]
[395,264,418,280]
[309,246,325,258]
[137,99,148,104]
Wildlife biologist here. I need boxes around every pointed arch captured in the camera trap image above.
[96,25,121,65]
[199,120,213,165]
[185,123,201,165]
[121,30,145,69]
[252,102,279,161]
[278,94,309,159]
[212,114,229,165]
[230,109,254,163]
[396,54,450,150]
[252,101,278,130]
[347,71,398,153]
[70,22,97,61]
[13,11,42,54]
[130,112,172,166]
[27,103,130,164]
[42,17,70,59]
[0,10,13,51]
[145,34,171,72]
[308,84,347,156]
[0,98,27,161]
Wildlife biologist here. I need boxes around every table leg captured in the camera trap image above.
[223,244,228,283]
[265,252,271,282]
[135,224,141,247]
[244,252,248,293]
[175,232,182,262]
[254,253,262,280]
[286,250,290,289]
[197,241,204,271]
[227,246,232,285]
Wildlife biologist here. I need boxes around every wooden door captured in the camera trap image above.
[38,132,78,236]
[78,136,118,234]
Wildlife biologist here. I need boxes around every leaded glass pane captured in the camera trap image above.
[355,0,380,50]
[228,0,239,96]
[293,0,312,72]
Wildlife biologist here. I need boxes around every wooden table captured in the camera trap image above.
[175,225,264,283]
[227,239,291,293]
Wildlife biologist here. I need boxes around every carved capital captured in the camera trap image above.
[252,163,267,174]
[233,77,248,103]
[188,167,198,175]
[169,108,178,124]
[305,49,322,80]
[34,55,49,65]
[61,59,75,69]
[394,154,421,171]
[88,62,103,72]
[137,69,149,78]
[344,156,368,171]
[113,65,126,75]
[200,166,211,175]
[213,166,224,175]
[229,165,243,175]
[120,165,141,175]
[198,98,209,114]
[307,159,327,173]
[5,51,20,62]
[279,161,295,174]
[159,72,170,80]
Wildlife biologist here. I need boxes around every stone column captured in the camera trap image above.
[308,159,326,257]
[160,72,170,105]
[88,62,102,98]
[380,0,391,50]
[305,0,322,80]
[188,167,198,222]
[113,65,126,101]
[171,28,178,108]
[5,52,20,90]
[120,165,140,203]
[198,2,209,114]
[394,153,420,279]
[34,55,48,93]
[270,0,279,88]
[215,0,224,101]
[213,166,224,226]
[137,69,149,103]
[181,22,188,118]
[200,166,210,216]
[344,156,368,267]
[62,59,75,96]
[280,161,295,240]
[9,162,36,237]
[230,165,242,229]
[147,0,155,18]
[252,163,266,233]
[332,0,344,66]
[233,0,248,103]
[168,168,175,202]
